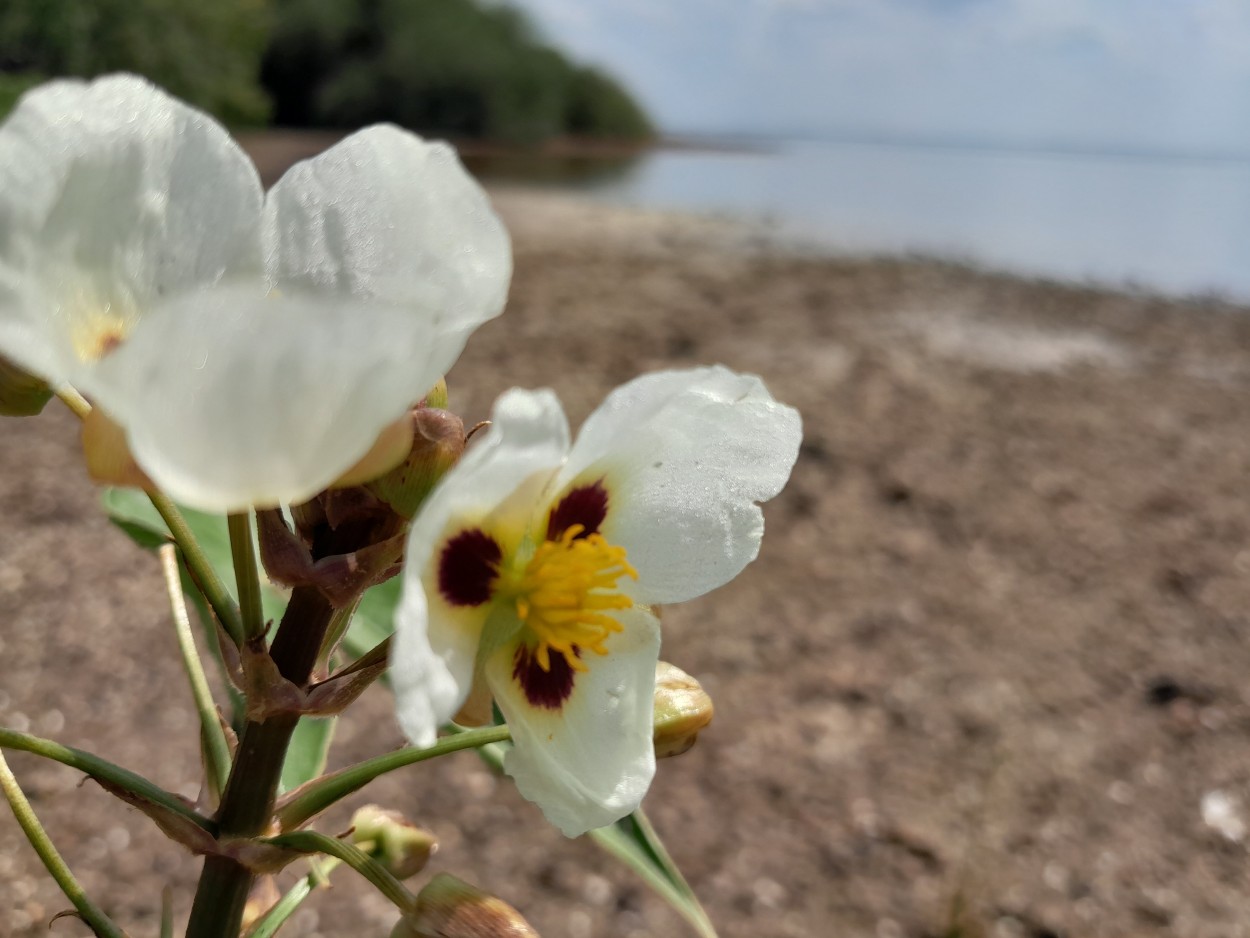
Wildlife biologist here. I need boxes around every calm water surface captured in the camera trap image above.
[542,138,1250,300]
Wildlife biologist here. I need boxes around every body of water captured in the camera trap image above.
[563,137,1250,300]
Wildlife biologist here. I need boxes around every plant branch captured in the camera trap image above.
[265,830,416,914]
[0,727,212,830]
[227,512,265,642]
[161,544,232,798]
[0,749,128,938]
[149,491,245,647]
[276,724,510,832]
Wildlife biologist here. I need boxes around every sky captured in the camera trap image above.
[513,0,1250,154]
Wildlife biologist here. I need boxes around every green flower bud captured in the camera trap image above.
[397,873,539,937]
[367,407,466,519]
[653,661,714,758]
[0,356,52,416]
[351,805,437,880]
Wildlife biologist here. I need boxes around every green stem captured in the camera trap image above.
[149,491,245,648]
[265,830,417,914]
[243,858,339,938]
[227,512,265,642]
[186,586,338,938]
[160,887,174,938]
[0,727,211,830]
[160,544,232,798]
[276,724,511,832]
[0,750,128,938]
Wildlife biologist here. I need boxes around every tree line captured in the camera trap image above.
[0,0,654,142]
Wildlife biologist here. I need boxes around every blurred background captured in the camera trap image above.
[4,2,1250,937]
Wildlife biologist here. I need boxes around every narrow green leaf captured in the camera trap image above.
[280,717,336,794]
[589,811,718,938]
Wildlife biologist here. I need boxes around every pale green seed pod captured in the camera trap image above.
[396,873,539,937]
[653,661,714,758]
[351,805,437,880]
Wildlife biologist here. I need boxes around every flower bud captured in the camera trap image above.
[0,355,52,416]
[351,805,437,880]
[398,874,539,938]
[653,661,714,758]
[81,407,152,490]
[367,407,466,519]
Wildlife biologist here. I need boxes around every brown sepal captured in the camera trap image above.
[93,779,218,856]
[241,634,309,722]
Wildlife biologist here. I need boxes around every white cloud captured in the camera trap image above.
[512,0,1250,150]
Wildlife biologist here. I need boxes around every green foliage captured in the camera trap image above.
[263,0,654,142]
[0,0,271,125]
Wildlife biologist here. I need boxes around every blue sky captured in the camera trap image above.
[513,0,1250,152]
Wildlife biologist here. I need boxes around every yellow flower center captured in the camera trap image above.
[510,525,637,673]
[60,283,139,362]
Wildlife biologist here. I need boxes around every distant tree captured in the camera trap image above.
[0,0,271,124]
[263,0,654,143]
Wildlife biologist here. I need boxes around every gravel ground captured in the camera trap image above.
[4,173,1250,937]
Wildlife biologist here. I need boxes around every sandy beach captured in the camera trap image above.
[4,185,1250,937]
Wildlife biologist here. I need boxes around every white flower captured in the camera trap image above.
[0,74,510,510]
[390,367,802,836]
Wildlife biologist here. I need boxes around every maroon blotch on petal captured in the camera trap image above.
[512,644,578,710]
[438,529,501,606]
[547,481,608,540]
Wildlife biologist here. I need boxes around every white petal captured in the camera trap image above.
[488,606,660,837]
[392,388,571,745]
[82,285,452,512]
[0,74,262,385]
[559,366,802,604]
[263,125,510,381]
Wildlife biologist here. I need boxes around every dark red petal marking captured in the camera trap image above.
[547,481,609,540]
[438,529,502,606]
[512,644,579,710]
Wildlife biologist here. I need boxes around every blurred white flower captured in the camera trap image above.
[0,74,510,510]
[390,366,802,836]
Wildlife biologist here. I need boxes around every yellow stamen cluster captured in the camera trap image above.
[64,285,138,362]
[512,525,637,672]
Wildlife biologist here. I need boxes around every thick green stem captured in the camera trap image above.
[186,586,336,938]
[149,491,245,647]
[0,750,128,938]
[227,512,265,642]
[276,724,510,832]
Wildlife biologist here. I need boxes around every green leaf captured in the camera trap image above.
[281,717,337,794]
[588,809,718,938]
[343,575,400,659]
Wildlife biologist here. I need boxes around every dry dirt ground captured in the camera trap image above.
[4,178,1250,938]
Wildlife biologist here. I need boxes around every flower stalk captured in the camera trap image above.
[161,544,233,798]
[276,724,511,832]
[228,512,266,642]
[0,750,128,938]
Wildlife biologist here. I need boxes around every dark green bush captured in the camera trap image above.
[263,0,654,142]
[0,0,271,124]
